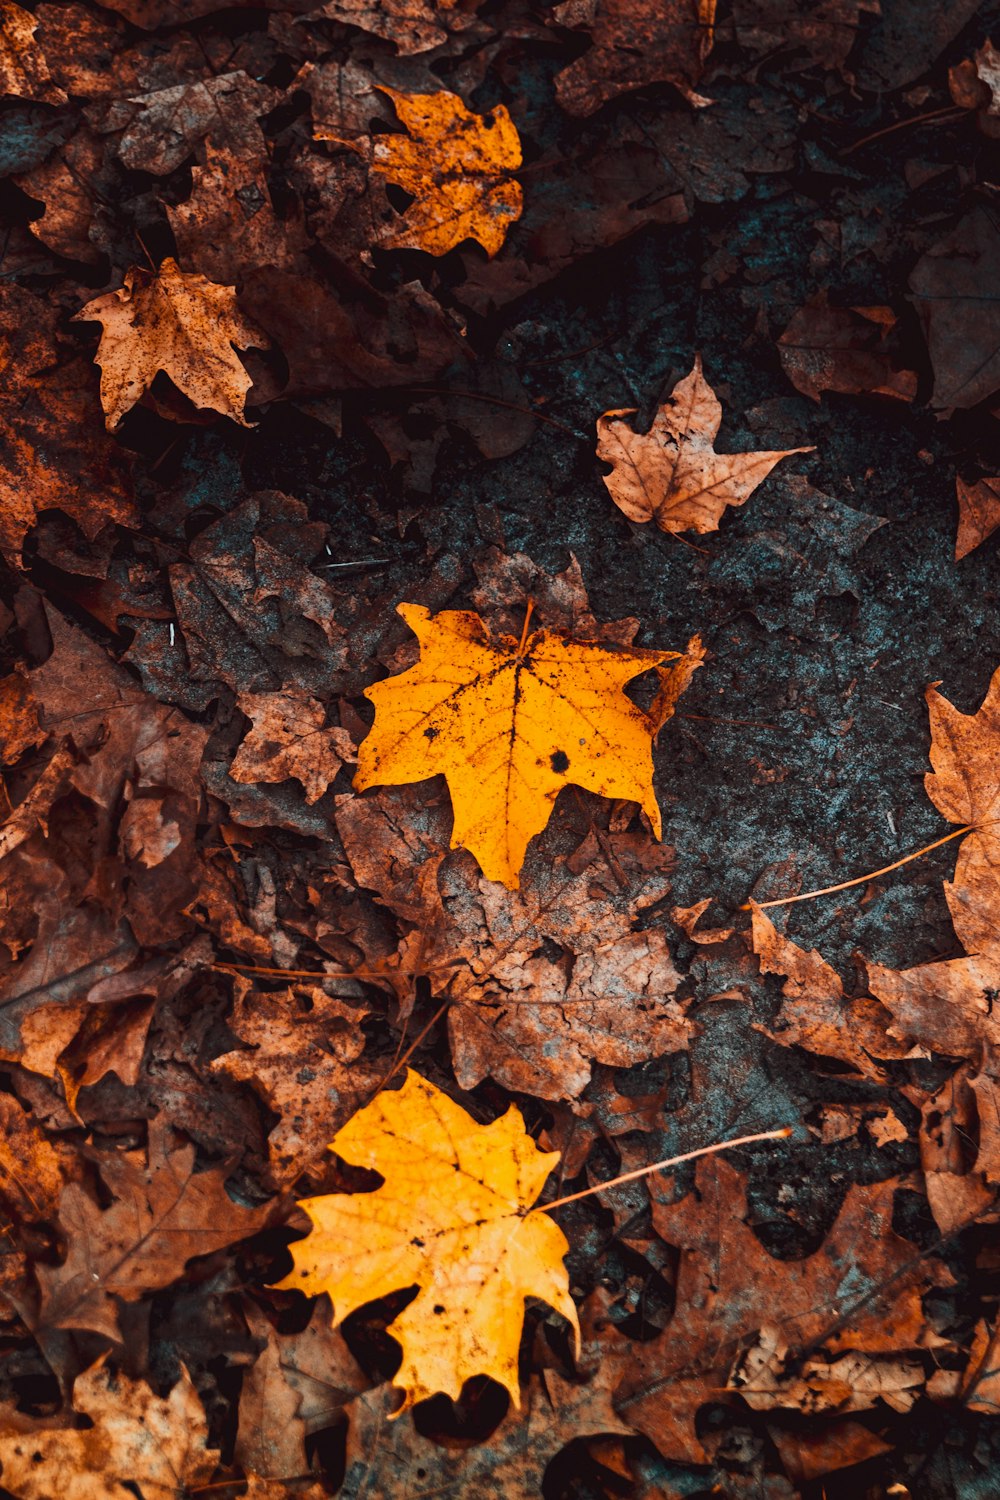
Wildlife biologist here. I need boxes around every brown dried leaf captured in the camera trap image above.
[0,1361,216,1500]
[75,258,269,429]
[211,982,375,1184]
[955,475,1000,561]
[778,295,917,404]
[553,0,715,115]
[750,903,905,1075]
[37,1120,269,1339]
[0,1,65,102]
[231,690,355,806]
[597,356,813,534]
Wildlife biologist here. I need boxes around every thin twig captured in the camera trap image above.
[743,824,973,910]
[841,104,964,155]
[539,1127,792,1212]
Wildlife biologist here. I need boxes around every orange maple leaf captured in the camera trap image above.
[371,89,523,257]
[74,258,269,429]
[353,601,683,888]
[275,1070,579,1410]
[597,355,813,534]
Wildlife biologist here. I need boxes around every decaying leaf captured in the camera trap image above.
[867,663,1000,1062]
[338,789,691,1098]
[778,296,917,404]
[275,1069,579,1409]
[371,89,523,257]
[553,0,716,115]
[74,257,269,428]
[341,1369,631,1500]
[354,601,680,887]
[0,283,137,564]
[618,1156,950,1463]
[211,981,376,1184]
[0,1361,216,1500]
[955,475,1000,560]
[230,690,356,805]
[0,0,66,102]
[37,1119,269,1339]
[597,356,813,534]
[749,903,906,1076]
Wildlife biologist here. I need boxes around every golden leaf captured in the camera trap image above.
[74,257,268,429]
[597,355,813,534]
[372,89,522,257]
[353,602,678,888]
[275,1069,578,1409]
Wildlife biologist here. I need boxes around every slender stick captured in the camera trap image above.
[539,1126,792,1212]
[743,824,973,911]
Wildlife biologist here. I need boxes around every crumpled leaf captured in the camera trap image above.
[74,257,269,428]
[0,282,137,564]
[275,1069,579,1409]
[231,689,356,805]
[749,903,905,1076]
[116,70,280,175]
[597,356,813,534]
[617,1157,950,1462]
[211,981,376,1184]
[315,0,476,55]
[341,1368,631,1500]
[338,789,691,1098]
[371,89,522,257]
[553,0,715,115]
[0,1360,216,1500]
[0,1,66,102]
[955,474,1000,561]
[730,1325,924,1414]
[354,601,679,888]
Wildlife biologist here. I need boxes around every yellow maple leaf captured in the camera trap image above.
[274,1069,578,1409]
[597,355,813,534]
[74,257,269,429]
[371,88,523,257]
[353,602,680,888]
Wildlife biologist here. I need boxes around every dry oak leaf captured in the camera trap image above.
[0,1,66,102]
[0,1360,216,1500]
[37,1119,270,1340]
[275,1069,579,1409]
[867,664,1000,1061]
[231,690,356,805]
[597,356,813,534]
[371,89,523,258]
[353,602,678,888]
[956,475,1000,560]
[74,257,269,429]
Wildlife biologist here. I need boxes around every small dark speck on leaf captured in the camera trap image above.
[550,749,570,773]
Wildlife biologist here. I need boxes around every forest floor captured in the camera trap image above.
[2,1,1000,1497]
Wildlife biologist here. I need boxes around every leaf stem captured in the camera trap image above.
[540,1126,792,1212]
[516,597,535,656]
[743,824,973,910]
